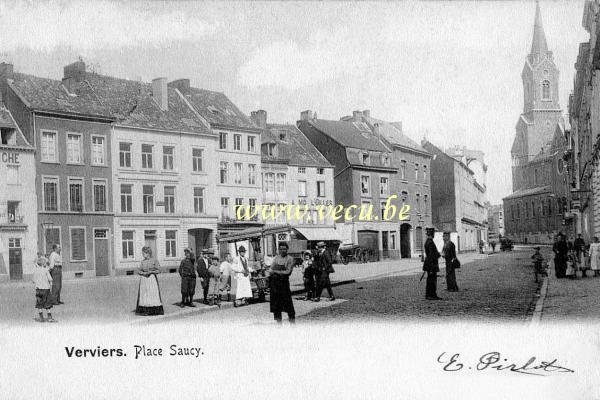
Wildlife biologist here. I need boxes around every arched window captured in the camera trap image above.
[542,80,551,100]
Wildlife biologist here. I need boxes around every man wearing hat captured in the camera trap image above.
[313,241,335,302]
[196,249,212,304]
[231,246,253,306]
[178,248,196,307]
[423,227,442,300]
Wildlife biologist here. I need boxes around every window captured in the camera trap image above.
[164,186,175,214]
[381,202,387,220]
[415,163,419,182]
[380,177,389,195]
[298,167,306,174]
[93,180,107,212]
[143,185,154,214]
[361,175,371,195]
[234,198,243,218]
[221,197,229,219]
[264,173,275,193]
[193,187,204,214]
[7,201,19,223]
[219,132,227,150]
[424,195,429,213]
[163,146,174,170]
[120,184,133,213]
[234,134,242,151]
[317,168,324,175]
[532,201,536,217]
[542,80,551,100]
[548,198,552,216]
[119,142,132,168]
[362,153,370,165]
[267,143,277,157]
[423,165,428,183]
[91,136,106,165]
[141,144,153,169]
[317,181,326,197]
[122,231,134,259]
[70,227,86,261]
[192,148,203,172]
[234,163,242,184]
[416,193,421,213]
[41,131,57,162]
[45,227,60,255]
[298,181,307,197]
[67,134,82,164]
[382,154,390,166]
[247,136,256,153]
[276,173,286,193]
[249,198,257,220]
[220,162,229,184]
[400,160,407,180]
[165,230,177,258]
[248,164,257,185]
[43,177,58,211]
[534,169,539,185]
[400,190,408,205]
[68,178,84,212]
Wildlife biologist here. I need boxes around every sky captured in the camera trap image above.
[0,0,588,203]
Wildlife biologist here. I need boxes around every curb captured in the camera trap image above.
[530,275,549,326]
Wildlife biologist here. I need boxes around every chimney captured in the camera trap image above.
[0,63,14,79]
[152,77,168,111]
[300,110,314,121]
[363,109,370,118]
[168,78,190,96]
[352,110,363,122]
[62,60,86,87]
[250,110,267,128]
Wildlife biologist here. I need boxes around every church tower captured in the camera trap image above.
[511,0,563,191]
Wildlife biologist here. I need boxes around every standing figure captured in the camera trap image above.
[442,232,459,292]
[313,242,335,302]
[589,237,600,277]
[574,234,586,264]
[531,246,547,283]
[208,256,222,305]
[135,246,164,316]
[196,249,212,304]
[49,244,64,305]
[490,241,497,253]
[552,233,569,279]
[178,248,196,308]
[219,253,234,298]
[423,227,442,300]
[231,246,254,306]
[32,256,57,323]
[269,242,296,323]
[300,251,315,301]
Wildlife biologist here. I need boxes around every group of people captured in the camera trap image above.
[299,241,336,302]
[422,228,461,300]
[551,233,600,279]
[32,244,64,322]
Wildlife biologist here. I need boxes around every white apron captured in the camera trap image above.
[231,256,253,299]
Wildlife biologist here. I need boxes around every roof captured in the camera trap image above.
[503,185,551,200]
[9,73,112,118]
[307,119,390,152]
[264,123,332,168]
[0,106,33,148]
[184,87,257,130]
[362,115,429,154]
[530,1,549,56]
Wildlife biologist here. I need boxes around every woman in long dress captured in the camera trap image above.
[590,237,600,277]
[135,246,164,316]
[231,246,254,306]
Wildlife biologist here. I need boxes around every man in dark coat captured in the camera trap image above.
[179,248,196,307]
[313,241,335,302]
[423,228,442,300]
[442,232,459,292]
[552,233,569,279]
[573,234,586,264]
[196,249,212,304]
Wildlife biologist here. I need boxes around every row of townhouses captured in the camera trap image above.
[0,60,488,281]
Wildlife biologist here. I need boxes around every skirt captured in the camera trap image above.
[35,289,53,310]
[269,276,295,315]
[136,275,164,315]
[233,275,253,300]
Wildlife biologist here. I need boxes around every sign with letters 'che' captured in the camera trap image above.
[1,152,19,164]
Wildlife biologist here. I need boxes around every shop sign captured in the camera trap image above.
[1,152,19,164]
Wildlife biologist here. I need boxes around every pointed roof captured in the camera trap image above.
[530,1,549,56]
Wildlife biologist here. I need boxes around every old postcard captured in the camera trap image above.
[0,0,597,399]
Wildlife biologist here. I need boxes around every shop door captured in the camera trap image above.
[94,229,110,276]
[144,231,157,258]
[357,230,379,261]
[8,238,22,280]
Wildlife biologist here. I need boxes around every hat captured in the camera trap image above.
[36,256,48,266]
[201,248,214,254]
[238,246,247,253]
[534,246,541,250]
[426,227,435,234]
[184,247,193,254]
[316,241,326,248]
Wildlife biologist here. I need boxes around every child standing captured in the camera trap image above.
[208,256,222,306]
[32,256,57,323]
[301,251,315,301]
[532,246,547,283]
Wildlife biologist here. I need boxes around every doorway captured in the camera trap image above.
[8,238,22,280]
[400,223,412,258]
[357,230,379,261]
[188,228,212,256]
[94,229,110,276]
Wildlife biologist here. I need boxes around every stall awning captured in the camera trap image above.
[293,226,344,242]
[217,224,292,243]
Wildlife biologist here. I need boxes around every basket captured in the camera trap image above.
[254,276,269,290]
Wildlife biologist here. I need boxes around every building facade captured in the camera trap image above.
[0,106,36,281]
[486,203,505,243]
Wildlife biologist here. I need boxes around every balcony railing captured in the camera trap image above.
[0,214,25,225]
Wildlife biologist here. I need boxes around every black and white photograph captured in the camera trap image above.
[0,1,597,399]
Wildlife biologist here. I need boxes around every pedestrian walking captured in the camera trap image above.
[135,246,164,316]
[423,227,442,300]
[552,233,569,279]
[313,241,335,302]
[231,246,253,306]
[442,232,459,292]
[478,240,484,254]
[48,244,64,305]
[196,249,212,304]
[269,242,296,324]
[178,248,196,308]
[589,237,600,277]
[208,256,222,305]
[490,241,496,253]
[531,246,547,283]
[32,256,57,323]
[300,251,316,301]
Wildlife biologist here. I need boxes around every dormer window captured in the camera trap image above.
[268,143,277,157]
[381,153,390,166]
[362,152,370,165]
[1,128,16,145]
[278,130,287,141]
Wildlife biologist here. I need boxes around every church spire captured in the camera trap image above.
[530,0,549,56]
